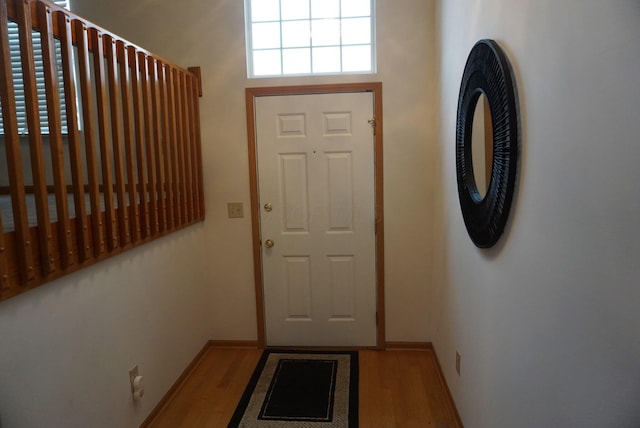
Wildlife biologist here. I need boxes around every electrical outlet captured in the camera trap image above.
[455,351,461,376]
[129,365,144,401]
[129,365,139,389]
[227,202,244,218]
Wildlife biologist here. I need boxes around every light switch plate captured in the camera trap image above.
[227,202,244,218]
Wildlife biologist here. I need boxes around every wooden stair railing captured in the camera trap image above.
[0,0,205,302]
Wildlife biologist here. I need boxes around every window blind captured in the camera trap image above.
[0,0,69,135]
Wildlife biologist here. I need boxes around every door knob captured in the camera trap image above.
[265,239,275,248]
[264,202,273,212]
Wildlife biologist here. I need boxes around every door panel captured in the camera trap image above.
[280,154,309,231]
[328,255,356,320]
[327,152,354,231]
[283,256,312,320]
[256,92,376,347]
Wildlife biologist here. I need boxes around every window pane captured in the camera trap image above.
[283,48,311,74]
[0,0,69,134]
[281,0,309,20]
[251,0,280,22]
[246,0,375,77]
[282,21,310,48]
[311,19,340,46]
[342,18,371,45]
[0,97,4,134]
[342,0,371,17]
[252,22,281,49]
[342,45,371,72]
[253,50,282,75]
[311,0,339,19]
[312,47,341,73]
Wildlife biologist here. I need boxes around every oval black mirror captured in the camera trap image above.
[456,39,519,248]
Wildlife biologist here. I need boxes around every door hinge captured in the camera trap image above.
[368,118,376,135]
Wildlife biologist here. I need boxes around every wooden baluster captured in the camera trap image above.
[149,56,166,232]
[174,70,187,225]
[117,41,139,242]
[158,62,174,230]
[90,29,117,252]
[58,14,89,262]
[128,47,150,238]
[37,1,72,269]
[105,35,129,247]
[0,213,7,293]
[0,0,34,283]
[179,71,194,223]
[139,52,158,235]
[186,73,200,221]
[167,67,181,226]
[189,70,205,219]
[75,21,105,257]
[16,0,55,275]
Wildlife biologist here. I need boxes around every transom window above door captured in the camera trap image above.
[244,0,376,77]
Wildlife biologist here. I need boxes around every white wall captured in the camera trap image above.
[71,0,440,343]
[0,226,210,427]
[435,0,640,426]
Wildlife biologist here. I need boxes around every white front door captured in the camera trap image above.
[256,92,377,347]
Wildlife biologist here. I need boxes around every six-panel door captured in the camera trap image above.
[256,92,377,347]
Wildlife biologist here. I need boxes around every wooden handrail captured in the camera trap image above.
[0,0,204,302]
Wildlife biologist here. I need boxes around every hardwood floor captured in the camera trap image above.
[145,347,461,427]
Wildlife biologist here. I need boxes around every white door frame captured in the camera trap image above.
[245,83,385,349]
